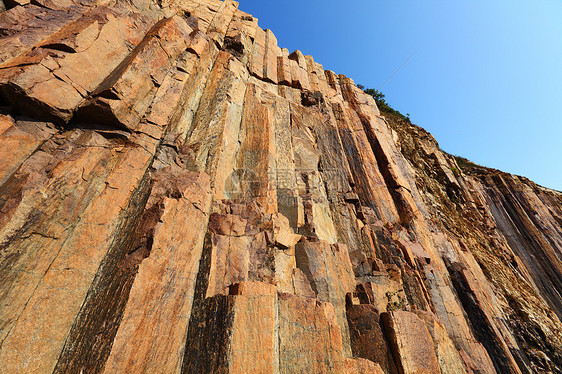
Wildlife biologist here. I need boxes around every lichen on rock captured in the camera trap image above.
[0,0,561,373]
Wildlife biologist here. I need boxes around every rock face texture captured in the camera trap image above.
[0,0,561,373]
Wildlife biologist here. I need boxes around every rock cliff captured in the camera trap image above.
[0,0,561,373]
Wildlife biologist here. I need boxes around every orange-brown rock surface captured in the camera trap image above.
[0,0,561,373]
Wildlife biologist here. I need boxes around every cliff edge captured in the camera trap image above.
[0,0,561,373]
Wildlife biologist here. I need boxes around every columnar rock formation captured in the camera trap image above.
[0,0,561,373]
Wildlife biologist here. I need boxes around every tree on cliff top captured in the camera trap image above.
[358,85,409,121]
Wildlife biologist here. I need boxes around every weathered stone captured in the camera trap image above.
[183,281,276,373]
[295,239,356,356]
[263,29,280,84]
[0,8,157,122]
[0,132,158,372]
[277,49,292,86]
[278,293,344,373]
[103,171,211,373]
[284,50,312,90]
[0,115,57,187]
[182,294,235,372]
[228,281,277,374]
[415,310,468,374]
[0,2,560,373]
[272,212,301,248]
[209,212,249,236]
[224,10,258,63]
[0,5,83,65]
[346,302,398,374]
[205,0,238,47]
[381,311,441,374]
[206,231,265,296]
[301,90,323,107]
[184,51,249,199]
[76,16,194,131]
[344,358,385,374]
[249,27,266,79]
[234,83,277,212]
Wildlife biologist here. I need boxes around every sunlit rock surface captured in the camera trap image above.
[0,0,561,372]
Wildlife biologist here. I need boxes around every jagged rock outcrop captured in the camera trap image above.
[0,0,561,373]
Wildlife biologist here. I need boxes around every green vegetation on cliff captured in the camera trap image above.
[358,85,410,121]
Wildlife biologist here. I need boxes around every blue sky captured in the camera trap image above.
[238,0,562,191]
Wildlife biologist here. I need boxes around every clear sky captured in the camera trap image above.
[238,0,562,191]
